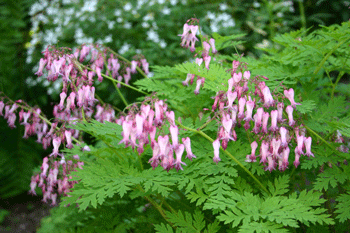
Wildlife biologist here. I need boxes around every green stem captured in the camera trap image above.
[330,71,345,101]
[176,120,270,195]
[298,0,306,30]
[112,81,128,106]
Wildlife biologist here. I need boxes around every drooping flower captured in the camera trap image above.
[182,137,196,160]
[213,139,221,164]
[284,88,300,108]
[246,141,258,162]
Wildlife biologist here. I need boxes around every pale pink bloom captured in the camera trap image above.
[262,86,274,107]
[270,110,278,132]
[295,135,305,156]
[7,113,16,128]
[226,91,237,109]
[141,58,149,75]
[35,58,47,76]
[253,108,264,133]
[194,78,205,95]
[135,114,145,137]
[202,41,210,58]
[280,127,288,148]
[119,120,133,146]
[170,125,179,147]
[183,73,194,86]
[166,111,175,126]
[284,88,300,108]
[209,38,217,53]
[265,156,276,172]
[238,97,246,119]
[182,137,196,160]
[271,138,281,158]
[279,147,290,171]
[244,100,255,122]
[260,141,270,164]
[232,60,239,73]
[141,105,151,119]
[243,71,250,80]
[96,67,103,82]
[204,56,211,69]
[233,72,242,83]
[174,144,186,171]
[79,45,91,62]
[227,77,234,92]
[50,137,62,157]
[261,112,269,134]
[158,135,170,158]
[41,157,49,177]
[286,105,295,127]
[246,141,258,162]
[130,60,138,73]
[29,174,38,195]
[58,92,67,110]
[213,139,221,164]
[161,147,174,171]
[195,58,203,66]
[304,137,314,157]
[65,130,73,149]
[21,111,31,125]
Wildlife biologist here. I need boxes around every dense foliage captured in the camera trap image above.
[1,0,350,232]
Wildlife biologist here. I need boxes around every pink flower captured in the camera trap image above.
[203,56,211,70]
[194,78,205,95]
[304,137,314,157]
[295,135,305,156]
[135,114,145,138]
[209,38,217,54]
[277,102,284,123]
[244,100,255,122]
[261,112,269,134]
[174,144,186,171]
[279,147,290,171]
[35,58,47,77]
[202,41,210,58]
[265,156,276,172]
[58,92,67,110]
[280,127,288,148]
[284,88,300,108]
[65,130,73,149]
[262,86,274,107]
[50,137,62,157]
[238,97,246,119]
[226,91,237,109]
[130,60,138,73]
[270,110,278,132]
[260,141,270,164]
[119,120,133,147]
[213,139,221,164]
[246,141,258,162]
[0,101,4,116]
[182,137,196,160]
[253,108,264,133]
[170,125,179,147]
[158,135,170,158]
[271,138,281,158]
[286,105,296,127]
[243,71,250,80]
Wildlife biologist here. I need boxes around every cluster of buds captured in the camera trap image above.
[29,154,84,205]
[209,61,314,172]
[180,19,217,95]
[117,99,195,171]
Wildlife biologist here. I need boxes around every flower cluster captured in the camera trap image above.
[1,43,150,204]
[209,61,313,172]
[179,19,217,95]
[117,100,195,171]
[29,154,85,205]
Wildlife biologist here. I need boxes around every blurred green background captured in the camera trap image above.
[0,0,349,200]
